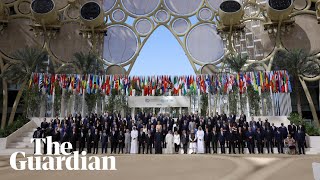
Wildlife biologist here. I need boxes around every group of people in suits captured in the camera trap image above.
[33,111,307,155]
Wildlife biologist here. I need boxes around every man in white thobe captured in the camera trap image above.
[196,126,205,154]
[130,126,138,154]
[165,130,174,154]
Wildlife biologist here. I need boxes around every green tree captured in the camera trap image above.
[1,47,48,125]
[69,52,104,116]
[273,49,320,119]
[200,93,208,116]
[224,54,248,73]
[224,53,249,114]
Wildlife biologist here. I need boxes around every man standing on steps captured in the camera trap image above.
[265,127,274,154]
[180,130,188,154]
[296,129,306,155]
[275,128,284,154]
[124,129,131,154]
[246,127,255,154]
[93,129,100,154]
[33,127,42,154]
[211,128,218,154]
[218,128,226,154]
[154,128,162,154]
[204,128,211,154]
[101,129,108,154]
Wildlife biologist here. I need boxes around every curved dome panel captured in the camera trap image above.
[207,0,223,11]
[121,0,160,16]
[103,0,117,12]
[186,23,224,64]
[103,25,138,64]
[164,0,204,16]
[282,15,320,53]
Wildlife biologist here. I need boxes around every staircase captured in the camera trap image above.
[6,130,36,149]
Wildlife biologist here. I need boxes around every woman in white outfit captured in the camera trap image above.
[173,131,180,154]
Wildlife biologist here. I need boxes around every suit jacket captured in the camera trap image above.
[145,134,153,145]
[93,133,100,143]
[180,134,188,145]
[204,132,211,144]
[218,132,226,143]
[138,132,146,143]
[110,131,118,143]
[118,134,125,144]
[211,132,218,142]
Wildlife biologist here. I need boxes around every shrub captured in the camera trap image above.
[0,116,30,138]
[288,113,320,136]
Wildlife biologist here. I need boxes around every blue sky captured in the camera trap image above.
[129,26,195,76]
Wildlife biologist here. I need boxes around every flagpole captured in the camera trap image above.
[51,86,55,118]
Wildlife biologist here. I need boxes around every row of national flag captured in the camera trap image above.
[29,70,292,96]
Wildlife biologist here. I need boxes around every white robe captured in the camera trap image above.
[196,130,205,153]
[189,134,197,154]
[165,134,174,154]
[130,130,138,154]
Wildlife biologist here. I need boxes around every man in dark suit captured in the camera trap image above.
[296,129,306,154]
[275,128,284,154]
[101,129,108,154]
[218,128,226,154]
[110,128,118,154]
[33,127,42,154]
[118,130,125,154]
[180,130,188,154]
[246,127,255,154]
[146,131,153,154]
[79,128,86,153]
[238,128,245,154]
[93,129,100,154]
[227,129,236,154]
[211,128,218,154]
[138,129,146,154]
[70,129,77,153]
[265,127,274,154]
[288,122,297,139]
[86,129,93,154]
[255,128,264,154]
[204,128,211,154]
[40,118,49,130]
[280,123,288,139]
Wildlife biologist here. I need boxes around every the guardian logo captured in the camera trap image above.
[10,136,117,171]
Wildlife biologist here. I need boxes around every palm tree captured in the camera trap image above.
[273,49,320,125]
[1,47,48,125]
[224,53,248,73]
[224,53,249,114]
[72,52,104,117]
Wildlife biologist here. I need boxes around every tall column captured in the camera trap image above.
[208,93,211,116]
[258,87,263,115]
[270,86,275,116]
[61,89,66,117]
[51,89,55,117]
[71,94,76,116]
[39,89,46,117]
[101,95,105,114]
[81,92,86,118]
[131,108,135,120]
